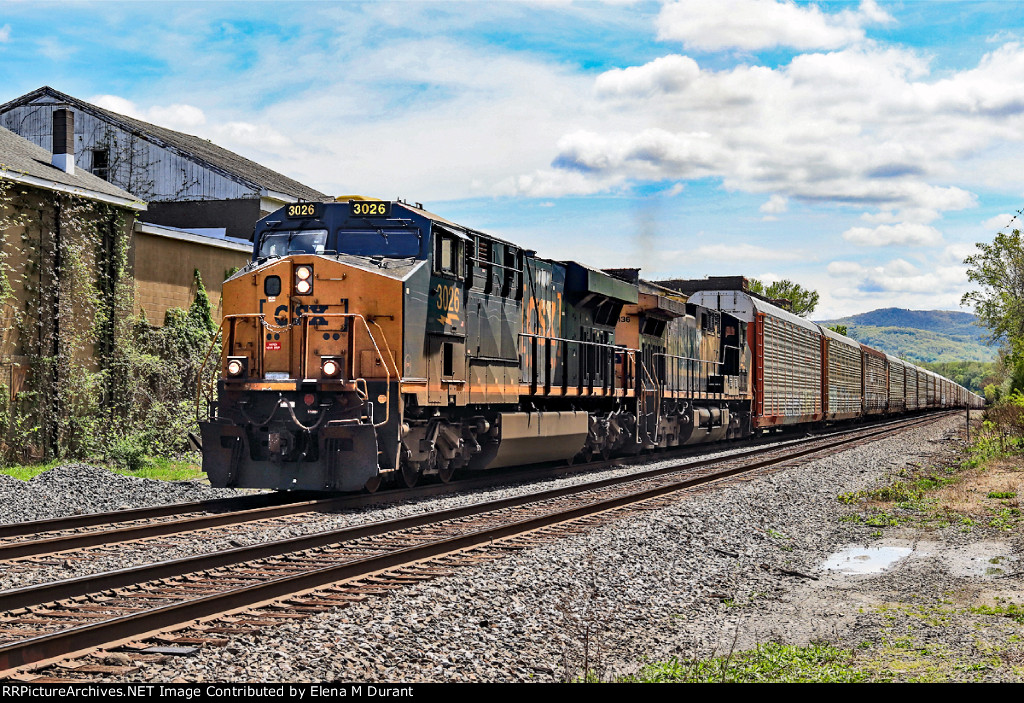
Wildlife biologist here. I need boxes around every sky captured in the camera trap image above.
[2,0,1024,319]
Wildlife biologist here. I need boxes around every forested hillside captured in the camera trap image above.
[817,308,995,363]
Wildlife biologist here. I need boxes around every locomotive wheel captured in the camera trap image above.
[399,462,421,489]
[437,463,456,484]
[363,475,382,494]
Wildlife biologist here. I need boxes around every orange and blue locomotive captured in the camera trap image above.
[199,197,982,492]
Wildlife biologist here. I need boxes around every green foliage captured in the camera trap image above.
[963,228,1024,354]
[921,360,1001,393]
[105,276,219,466]
[748,279,819,317]
[982,390,1024,450]
[622,643,866,683]
[827,324,848,336]
[984,383,1001,403]
[834,326,995,365]
[824,307,986,338]
[0,187,218,469]
[0,188,134,462]
[962,225,1024,391]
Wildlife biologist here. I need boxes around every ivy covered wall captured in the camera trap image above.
[0,177,135,462]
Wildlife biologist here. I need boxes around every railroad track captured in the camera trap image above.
[0,412,949,680]
[0,412,945,566]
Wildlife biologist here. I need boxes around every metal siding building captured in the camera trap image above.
[0,87,327,239]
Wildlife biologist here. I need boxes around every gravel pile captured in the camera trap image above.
[8,416,1019,682]
[0,464,241,525]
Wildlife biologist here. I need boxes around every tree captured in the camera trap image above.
[962,229,1024,354]
[827,324,848,336]
[748,279,820,317]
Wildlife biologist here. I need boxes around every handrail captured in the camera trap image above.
[299,312,392,427]
[195,312,394,429]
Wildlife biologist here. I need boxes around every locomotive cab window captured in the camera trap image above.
[433,231,464,279]
[258,229,328,259]
[337,229,421,258]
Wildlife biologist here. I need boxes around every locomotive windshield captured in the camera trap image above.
[258,229,328,258]
[337,229,421,258]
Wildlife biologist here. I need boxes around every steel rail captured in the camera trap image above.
[0,413,941,612]
[0,412,944,675]
[0,412,944,562]
[0,492,311,541]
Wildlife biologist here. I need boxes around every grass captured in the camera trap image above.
[621,643,867,683]
[836,433,1024,532]
[0,455,205,483]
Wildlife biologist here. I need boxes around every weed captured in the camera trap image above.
[555,552,612,683]
[621,642,866,683]
[969,603,1024,624]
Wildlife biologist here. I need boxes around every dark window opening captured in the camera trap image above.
[264,276,282,297]
[641,317,666,337]
[443,342,454,376]
[434,234,463,279]
[91,149,109,181]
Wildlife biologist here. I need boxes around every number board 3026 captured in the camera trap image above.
[286,202,322,218]
[350,201,392,217]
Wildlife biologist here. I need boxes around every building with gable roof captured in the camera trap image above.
[0,86,327,240]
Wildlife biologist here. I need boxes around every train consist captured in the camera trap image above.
[199,198,983,492]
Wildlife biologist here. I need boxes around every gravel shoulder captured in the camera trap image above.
[4,414,1022,682]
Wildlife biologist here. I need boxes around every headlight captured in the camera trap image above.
[226,356,248,378]
[321,356,343,378]
[294,265,313,295]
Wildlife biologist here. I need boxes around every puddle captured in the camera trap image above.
[822,546,913,574]
[822,540,1017,577]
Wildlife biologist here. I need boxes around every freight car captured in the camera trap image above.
[198,198,984,492]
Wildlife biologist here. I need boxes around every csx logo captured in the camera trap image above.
[275,304,330,327]
[435,284,460,326]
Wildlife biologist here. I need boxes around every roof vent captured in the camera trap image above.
[52,108,74,174]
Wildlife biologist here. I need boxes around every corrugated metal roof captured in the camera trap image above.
[0,87,328,202]
[689,289,821,335]
[0,124,142,206]
[819,324,861,350]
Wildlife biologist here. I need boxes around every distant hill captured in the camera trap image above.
[815,308,996,363]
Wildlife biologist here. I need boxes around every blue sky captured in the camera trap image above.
[2,0,1024,318]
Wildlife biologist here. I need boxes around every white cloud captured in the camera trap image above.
[529,41,1016,213]
[760,194,788,215]
[842,223,944,247]
[0,25,11,43]
[36,36,76,62]
[595,54,700,98]
[148,104,207,130]
[827,261,864,276]
[822,256,967,303]
[656,0,892,52]
[860,208,941,225]
[982,213,1017,232]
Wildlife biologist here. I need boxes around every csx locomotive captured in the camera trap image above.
[199,198,983,492]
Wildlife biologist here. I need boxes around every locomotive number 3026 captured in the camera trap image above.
[286,203,319,218]
[350,201,391,217]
